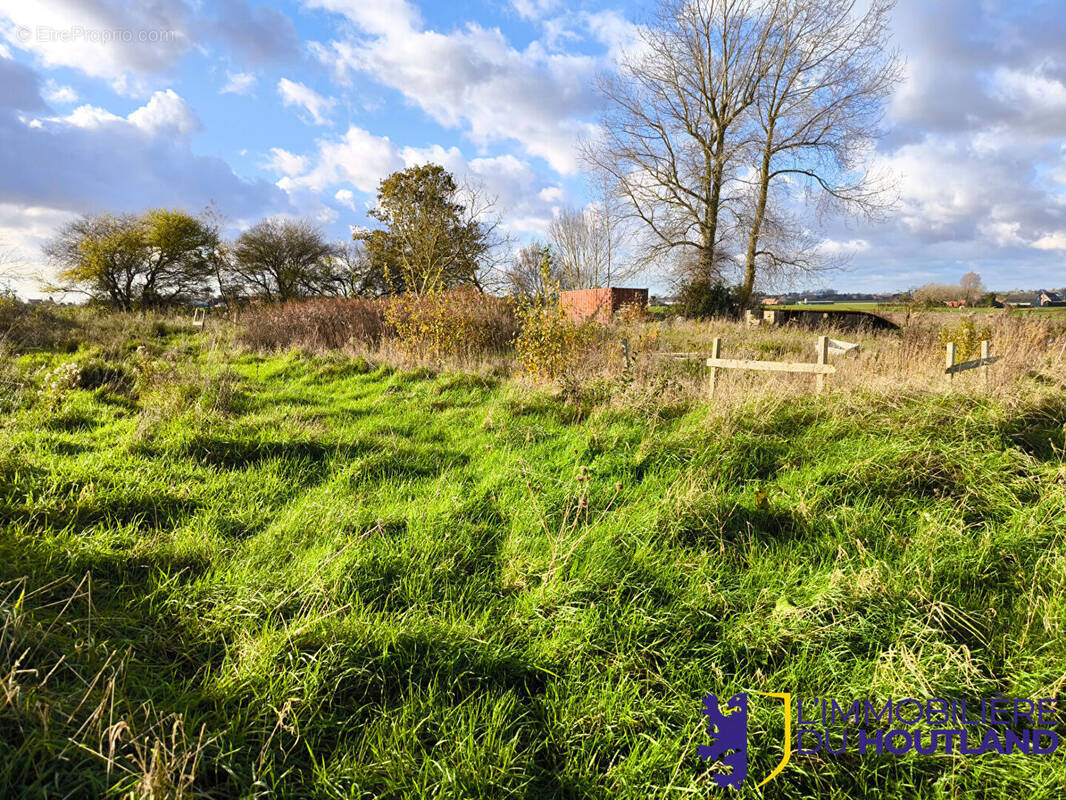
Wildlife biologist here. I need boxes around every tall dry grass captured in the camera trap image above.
[234,296,1066,406]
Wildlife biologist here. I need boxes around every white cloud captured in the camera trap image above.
[817,239,871,257]
[334,188,356,210]
[510,0,561,22]
[0,0,192,91]
[280,125,402,194]
[221,71,256,95]
[43,80,77,104]
[1033,232,1066,251]
[305,0,599,173]
[0,1,299,93]
[127,89,199,135]
[538,186,565,204]
[263,147,309,177]
[277,78,336,125]
[0,90,284,218]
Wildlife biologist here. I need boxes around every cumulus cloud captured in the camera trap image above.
[0,89,284,217]
[271,124,563,237]
[277,78,336,125]
[334,188,356,210]
[0,0,299,91]
[42,79,77,104]
[127,89,200,135]
[304,0,600,173]
[263,148,310,177]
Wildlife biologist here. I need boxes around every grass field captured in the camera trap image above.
[2,325,1066,798]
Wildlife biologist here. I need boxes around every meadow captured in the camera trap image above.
[1,305,1065,798]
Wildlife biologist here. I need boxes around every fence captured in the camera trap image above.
[706,336,836,396]
[945,340,997,383]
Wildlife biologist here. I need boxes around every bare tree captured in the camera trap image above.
[739,0,900,305]
[548,208,601,290]
[330,240,391,298]
[0,243,20,295]
[960,271,984,305]
[547,197,643,290]
[226,217,337,301]
[584,0,781,283]
[503,242,556,300]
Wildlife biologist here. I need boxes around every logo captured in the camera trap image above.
[698,692,792,789]
[698,692,1060,789]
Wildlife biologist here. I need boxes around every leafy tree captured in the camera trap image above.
[226,218,337,301]
[357,165,490,294]
[676,277,741,319]
[45,209,219,310]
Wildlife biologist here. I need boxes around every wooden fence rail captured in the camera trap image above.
[945,340,998,382]
[707,336,836,396]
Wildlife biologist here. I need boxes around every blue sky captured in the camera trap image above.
[1,0,1065,296]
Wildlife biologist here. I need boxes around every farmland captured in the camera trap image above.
[2,308,1065,798]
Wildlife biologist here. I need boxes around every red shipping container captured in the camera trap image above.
[558,288,648,324]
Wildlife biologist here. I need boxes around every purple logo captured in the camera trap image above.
[698,693,749,788]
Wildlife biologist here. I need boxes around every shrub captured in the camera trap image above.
[940,318,992,362]
[676,278,741,319]
[0,296,77,352]
[384,288,516,362]
[239,298,384,352]
[514,295,597,380]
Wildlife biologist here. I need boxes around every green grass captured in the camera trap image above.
[2,340,1066,798]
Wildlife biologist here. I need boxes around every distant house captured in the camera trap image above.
[1039,290,1066,307]
[944,300,966,308]
[1000,292,1036,307]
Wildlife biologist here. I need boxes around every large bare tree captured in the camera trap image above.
[585,0,781,284]
[739,0,899,304]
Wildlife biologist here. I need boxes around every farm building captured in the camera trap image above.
[1000,292,1036,307]
[559,287,649,324]
[1039,290,1065,307]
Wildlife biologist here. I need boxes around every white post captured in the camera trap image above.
[816,336,829,395]
[709,338,722,398]
[980,340,990,390]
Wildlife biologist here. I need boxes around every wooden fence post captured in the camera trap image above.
[815,336,829,395]
[980,340,990,389]
[621,337,631,371]
[946,342,956,383]
[709,338,722,397]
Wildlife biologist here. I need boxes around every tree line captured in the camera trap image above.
[46,165,501,309]
[46,163,642,309]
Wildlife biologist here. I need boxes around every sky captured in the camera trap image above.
[0,0,1064,297]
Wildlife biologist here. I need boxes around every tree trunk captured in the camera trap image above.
[742,128,774,308]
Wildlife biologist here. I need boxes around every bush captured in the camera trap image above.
[676,278,741,319]
[385,288,516,362]
[514,296,597,380]
[0,296,77,352]
[239,298,384,352]
[940,318,992,362]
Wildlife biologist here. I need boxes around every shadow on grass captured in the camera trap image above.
[5,491,202,534]
[673,498,802,547]
[1001,394,1066,461]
